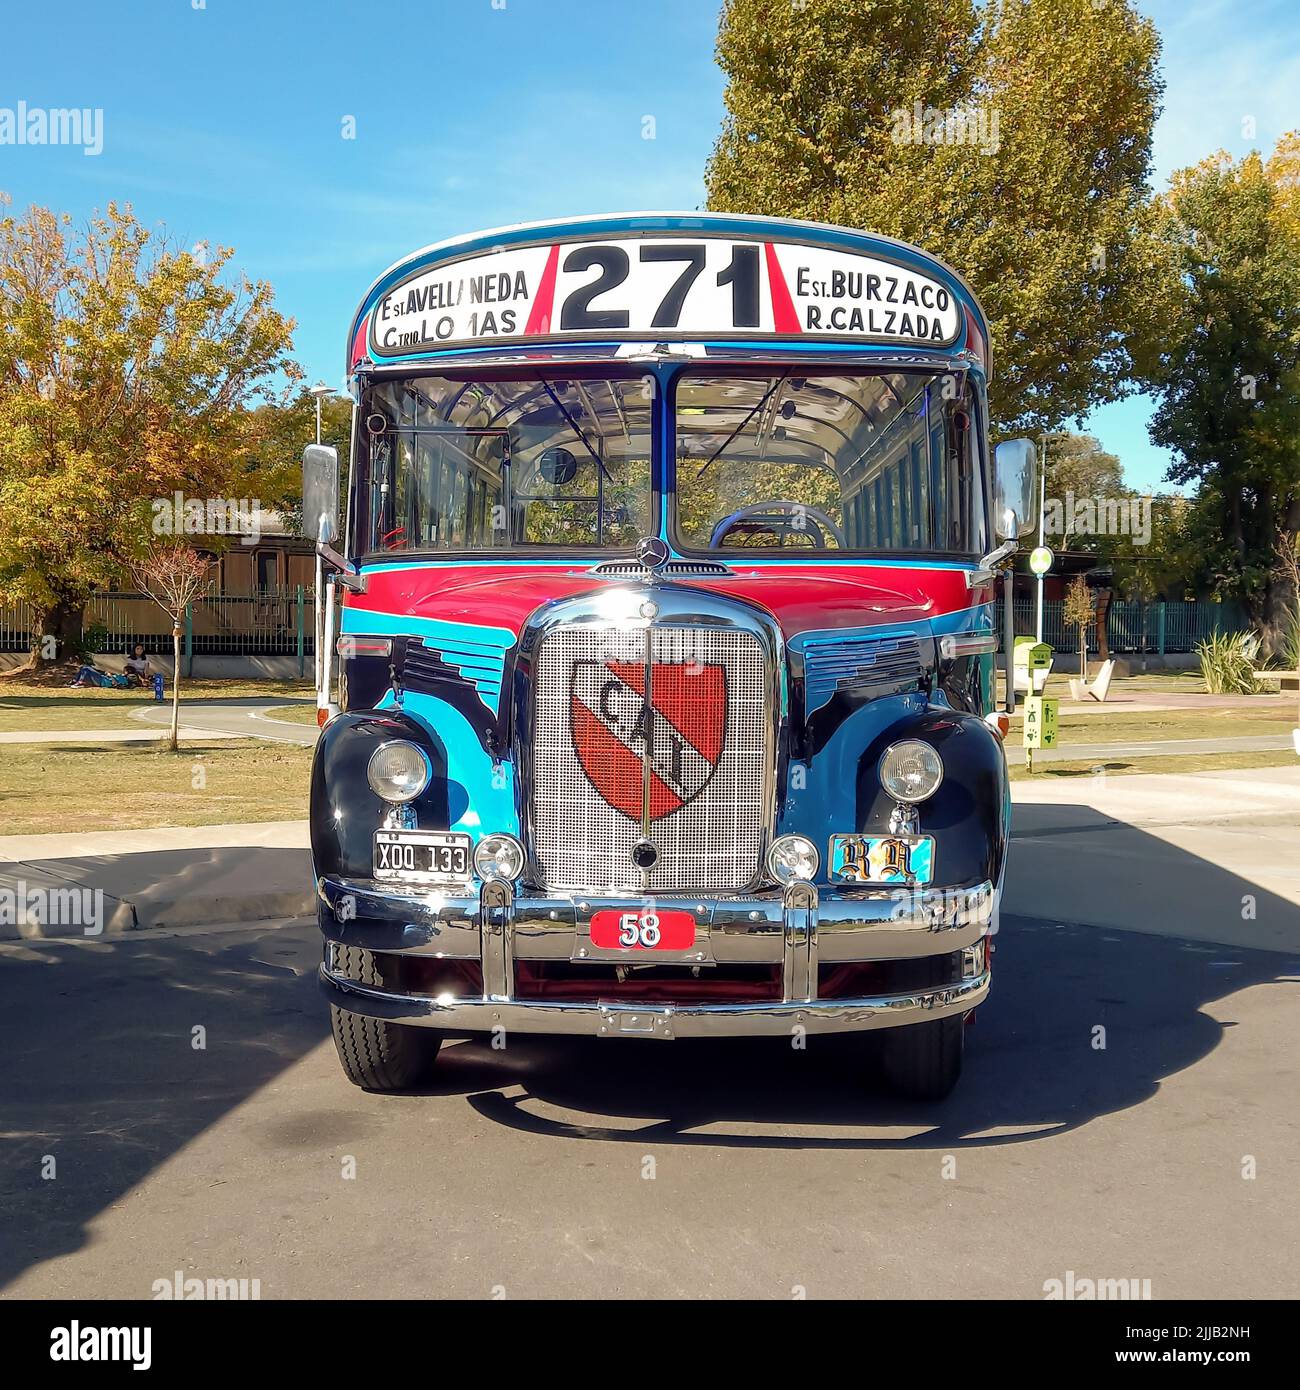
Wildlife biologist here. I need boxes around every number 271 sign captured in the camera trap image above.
[368,236,961,356]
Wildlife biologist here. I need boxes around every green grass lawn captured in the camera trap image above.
[1033,666,1207,695]
[0,679,314,733]
[1008,705,1296,744]
[0,739,314,834]
[258,703,321,726]
[1009,749,1298,781]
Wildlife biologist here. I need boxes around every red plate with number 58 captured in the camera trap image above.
[589,907,696,951]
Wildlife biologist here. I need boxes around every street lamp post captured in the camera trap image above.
[1036,433,1049,643]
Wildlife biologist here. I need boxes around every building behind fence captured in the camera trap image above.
[0,590,1247,671]
[0,588,315,674]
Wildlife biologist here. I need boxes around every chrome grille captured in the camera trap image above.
[532,625,768,893]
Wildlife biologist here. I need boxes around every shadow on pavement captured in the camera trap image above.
[1,800,1297,1289]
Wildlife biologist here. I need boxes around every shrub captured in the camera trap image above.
[1196,630,1262,694]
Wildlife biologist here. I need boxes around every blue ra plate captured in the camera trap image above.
[830,834,935,885]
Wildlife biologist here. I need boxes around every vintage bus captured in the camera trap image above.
[303,213,1037,1099]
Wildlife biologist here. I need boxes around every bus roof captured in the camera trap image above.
[346,211,990,377]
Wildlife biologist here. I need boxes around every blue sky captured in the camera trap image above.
[1,0,1297,492]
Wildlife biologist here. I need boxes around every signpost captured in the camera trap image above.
[1029,543,1053,646]
[1022,694,1058,773]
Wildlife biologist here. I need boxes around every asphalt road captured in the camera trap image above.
[3,797,1298,1299]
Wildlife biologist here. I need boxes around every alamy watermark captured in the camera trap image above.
[1043,491,1152,546]
[1044,1270,1152,1300]
[151,1270,262,1299]
[151,491,264,544]
[0,881,103,936]
[0,101,103,157]
[891,100,1000,156]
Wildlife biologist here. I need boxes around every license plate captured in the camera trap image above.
[589,907,696,952]
[829,834,935,885]
[373,830,471,883]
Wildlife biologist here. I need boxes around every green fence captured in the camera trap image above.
[1001,599,1246,655]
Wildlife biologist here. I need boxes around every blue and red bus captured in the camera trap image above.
[302,213,1037,1098]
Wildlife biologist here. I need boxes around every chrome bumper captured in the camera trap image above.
[316,876,995,1039]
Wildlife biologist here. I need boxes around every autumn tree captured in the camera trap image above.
[1063,573,1094,678]
[0,198,300,670]
[131,540,210,752]
[1146,137,1300,649]
[705,0,1173,436]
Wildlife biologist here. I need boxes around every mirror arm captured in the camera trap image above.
[966,537,1018,589]
[316,541,366,593]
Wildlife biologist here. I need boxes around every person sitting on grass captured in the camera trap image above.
[123,644,152,687]
[69,659,128,689]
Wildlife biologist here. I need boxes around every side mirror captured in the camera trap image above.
[302,444,339,546]
[993,438,1038,540]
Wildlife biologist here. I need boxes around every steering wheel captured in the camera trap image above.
[709,501,846,550]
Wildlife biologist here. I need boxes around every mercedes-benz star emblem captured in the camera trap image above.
[635,536,671,569]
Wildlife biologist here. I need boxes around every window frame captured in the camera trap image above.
[350,366,661,564]
[667,364,988,562]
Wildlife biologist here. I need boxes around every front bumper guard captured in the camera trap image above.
[317,875,995,1039]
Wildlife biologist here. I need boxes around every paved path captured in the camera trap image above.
[131,698,318,746]
[0,699,317,746]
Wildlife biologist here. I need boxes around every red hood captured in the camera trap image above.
[344,562,990,642]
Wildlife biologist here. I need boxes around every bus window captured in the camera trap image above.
[674,370,986,556]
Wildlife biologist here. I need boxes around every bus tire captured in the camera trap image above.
[878,1014,965,1101]
[329,1005,442,1091]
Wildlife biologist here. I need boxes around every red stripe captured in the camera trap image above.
[603,661,724,765]
[524,244,561,335]
[764,243,801,334]
[349,316,369,370]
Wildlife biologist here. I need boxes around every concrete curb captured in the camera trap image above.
[0,825,316,942]
[0,886,317,942]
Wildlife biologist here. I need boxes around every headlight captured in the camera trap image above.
[767,834,819,884]
[366,740,431,804]
[879,740,943,803]
[474,833,525,882]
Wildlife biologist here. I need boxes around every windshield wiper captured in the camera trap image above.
[695,371,789,477]
[541,379,612,481]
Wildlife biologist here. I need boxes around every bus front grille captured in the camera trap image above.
[530,625,768,893]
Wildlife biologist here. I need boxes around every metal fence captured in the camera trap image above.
[1,588,315,671]
[1001,599,1247,655]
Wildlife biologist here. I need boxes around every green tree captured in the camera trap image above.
[244,387,353,538]
[706,0,1172,436]
[0,198,300,668]
[1041,432,1124,551]
[1147,138,1300,649]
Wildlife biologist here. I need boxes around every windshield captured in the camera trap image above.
[674,370,987,556]
[359,373,652,554]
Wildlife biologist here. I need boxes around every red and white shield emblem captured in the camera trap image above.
[570,659,726,821]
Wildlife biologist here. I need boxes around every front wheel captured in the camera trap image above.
[878,1014,965,1100]
[329,1005,442,1091]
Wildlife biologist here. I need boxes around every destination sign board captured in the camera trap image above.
[367,236,962,356]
